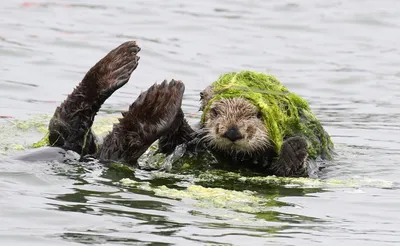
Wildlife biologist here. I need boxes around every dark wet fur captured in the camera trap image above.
[97,80,185,165]
[48,41,140,156]
[187,134,310,177]
[48,41,186,165]
[270,136,309,177]
[157,109,196,155]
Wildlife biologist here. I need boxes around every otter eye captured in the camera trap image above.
[200,92,204,100]
[256,111,262,119]
[210,108,218,118]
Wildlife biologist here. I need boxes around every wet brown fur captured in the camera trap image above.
[48,41,185,165]
[198,85,310,177]
[49,41,140,156]
[157,108,194,155]
[202,97,270,155]
[97,80,185,164]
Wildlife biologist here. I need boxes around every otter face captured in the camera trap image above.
[202,97,270,155]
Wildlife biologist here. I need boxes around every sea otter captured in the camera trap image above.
[14,41,333,177]
[189,72,334,177]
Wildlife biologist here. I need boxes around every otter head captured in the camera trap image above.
[201,91,270,155]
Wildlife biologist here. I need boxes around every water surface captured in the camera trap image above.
[1,0,400,245]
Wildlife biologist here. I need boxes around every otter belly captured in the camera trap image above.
[11,147,80,163]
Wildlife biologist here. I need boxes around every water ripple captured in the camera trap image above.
[1,0,400,245]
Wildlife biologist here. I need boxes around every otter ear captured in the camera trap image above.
[199,85,214,111]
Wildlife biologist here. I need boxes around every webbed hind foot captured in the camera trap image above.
[82,41,141,101]
[49,41,140,155]
[98,80,185,165]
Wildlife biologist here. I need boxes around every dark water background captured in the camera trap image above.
[1,0,400,245]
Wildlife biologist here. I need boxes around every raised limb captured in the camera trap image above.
[48,41,141,156]
[97,80,186,165]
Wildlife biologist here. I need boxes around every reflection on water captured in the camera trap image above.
[1,0,400,245]
[46,161,328,245]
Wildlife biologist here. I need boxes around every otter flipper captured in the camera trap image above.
[48,41,140,156]
[271,136,309,177]
[98,80,185,165]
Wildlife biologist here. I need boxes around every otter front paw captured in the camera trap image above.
[271,136,309,177]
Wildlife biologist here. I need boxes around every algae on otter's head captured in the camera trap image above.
[201,71,334,160]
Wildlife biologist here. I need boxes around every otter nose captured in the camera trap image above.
[223,127,243,142]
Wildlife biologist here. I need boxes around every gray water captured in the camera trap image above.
[1,0,400,245]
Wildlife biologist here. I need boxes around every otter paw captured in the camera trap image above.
[126,79,185,138]
[105,41,141,93]
[84,41,141,97]
[283,136,308,162]
[272,136,308,177]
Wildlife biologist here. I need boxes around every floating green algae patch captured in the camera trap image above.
[124,148,395,213]
[155,185,274,213]
[119,179,274,213]
[118,178,297,225]
[202,71,334,159]
[0,114,120,154]
[12,114,50,133]
[118,174,394,216]
[149,170,395,190]
[91,115,120,136]
[32,115,120,149]
[0,115,51,155]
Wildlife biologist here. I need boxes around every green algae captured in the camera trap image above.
[0,115,51,154]
[91,115,119,136]
[31,115,120,149]
[136,146,394,190]
[12,114,51,133]
[109,162,134,173]
[5,144,25,151]
[0,114,121,154]
[120,179,273,213]
[33,133,50,148]
[149,169,394,190]
[197,171,394,189]
[118,174,394,217]
[202,71,334,159]
[154,185,266,213]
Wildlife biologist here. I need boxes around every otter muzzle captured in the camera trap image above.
[223,127,243,142]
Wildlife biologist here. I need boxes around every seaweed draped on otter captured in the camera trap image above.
[201,71,334,160]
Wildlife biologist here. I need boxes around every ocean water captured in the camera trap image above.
[1,0,400,245]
